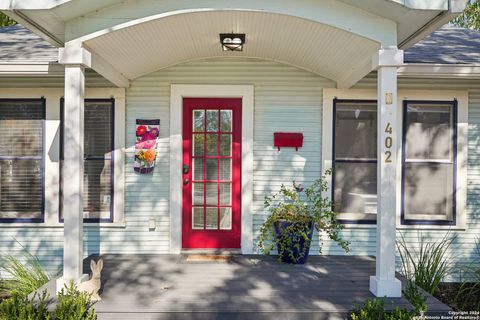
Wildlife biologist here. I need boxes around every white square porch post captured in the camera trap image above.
[370,46,403,298]
[56,44,91,291]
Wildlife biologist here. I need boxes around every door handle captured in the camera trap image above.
[183,165,190,174]
[183,178,189,185]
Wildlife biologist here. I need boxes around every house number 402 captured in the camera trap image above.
[384,122,393,163]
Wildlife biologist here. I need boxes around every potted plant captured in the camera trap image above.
[258,170,350,264]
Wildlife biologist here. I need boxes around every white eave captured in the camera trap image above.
[3,60,480,82]
[0,0,468,88]
[0,61,63,76]
[399,63,480,79]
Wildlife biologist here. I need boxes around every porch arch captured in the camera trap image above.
[78,9,383,88]
[66,0,397,46]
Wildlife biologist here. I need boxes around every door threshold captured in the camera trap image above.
[181,248,242,255]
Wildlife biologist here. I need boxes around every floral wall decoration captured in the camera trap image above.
[134,119,160,174]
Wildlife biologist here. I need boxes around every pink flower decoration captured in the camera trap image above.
[149,127,160,137]
[141,132,156,149]
[135,142,143,149]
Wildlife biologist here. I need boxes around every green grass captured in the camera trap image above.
[0,240,50,298]
[397,232,455,295]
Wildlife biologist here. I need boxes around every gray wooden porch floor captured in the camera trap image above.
[43,254,450,319]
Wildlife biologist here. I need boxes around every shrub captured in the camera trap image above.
[55,282,97,320]
[0,240,50,297]
[0,290,51,320]
[403,280,427,315]
[397,232,455,294]
[0,281,6,300]
[385,307,414,320]
[350,298,413,320]
[351,298,384,320]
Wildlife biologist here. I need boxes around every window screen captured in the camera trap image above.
[0,99,45,221]
[60,99,114,222]
[332,100,377,221]
[402,101,456,223]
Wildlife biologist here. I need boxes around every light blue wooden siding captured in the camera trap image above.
[1,60,480,282]
[125,58,335,255]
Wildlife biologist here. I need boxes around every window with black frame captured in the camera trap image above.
[0,99,45,222]
[60,99,114,222]
[332,100,377,223]
[402,100,456,225]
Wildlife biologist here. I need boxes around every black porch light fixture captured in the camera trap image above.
[219,33,245,51]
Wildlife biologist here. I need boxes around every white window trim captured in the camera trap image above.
[0,88,126,228]
[170,84,254,254]
[322,88,468,230]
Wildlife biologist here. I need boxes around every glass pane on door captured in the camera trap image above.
[191,107,233,230]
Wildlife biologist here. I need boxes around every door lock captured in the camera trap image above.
[183,178,189,185]
[183,164,190,174]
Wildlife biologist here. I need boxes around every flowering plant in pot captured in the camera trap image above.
[258,170,350,264]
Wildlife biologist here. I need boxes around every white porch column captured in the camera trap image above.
[370,47,403,298]
[56,44,92,291]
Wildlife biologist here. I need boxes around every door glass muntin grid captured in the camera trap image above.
[191,107,233,230]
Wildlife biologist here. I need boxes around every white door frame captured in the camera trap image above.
[169,84,254,254]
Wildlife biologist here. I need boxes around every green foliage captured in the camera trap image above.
[397,232,455,295]
[350,298,413,320]
[55,282,97,320]
[0,290,51,320]
[456,238,480,311]
[384,307,414,320]
[0,283,97,320]
[351,298,384,320]
[403,280,428,314]
[0,240,50,298]
[451,0,480,30]
[0,281,6,300]
[258,170,349,261]
[0,13,16,27]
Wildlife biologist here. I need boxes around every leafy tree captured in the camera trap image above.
[451,0,480,30]
[0,12,16,27]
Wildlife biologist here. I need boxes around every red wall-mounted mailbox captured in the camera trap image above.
[274,132,303,151]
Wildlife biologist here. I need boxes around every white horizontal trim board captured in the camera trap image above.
[0,63,63,75]
[399,64,480,79]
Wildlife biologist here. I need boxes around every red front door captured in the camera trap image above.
[182,98,242,249]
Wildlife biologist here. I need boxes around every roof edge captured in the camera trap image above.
[399,4,465,49]
[399,63,480,79]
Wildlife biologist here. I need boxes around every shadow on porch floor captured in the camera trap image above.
[43,254,450,320]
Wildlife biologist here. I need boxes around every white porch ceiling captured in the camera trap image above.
[0,0,461,47]
[84,10,380,83]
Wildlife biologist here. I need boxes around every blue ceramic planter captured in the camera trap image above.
[273,221,314,264]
